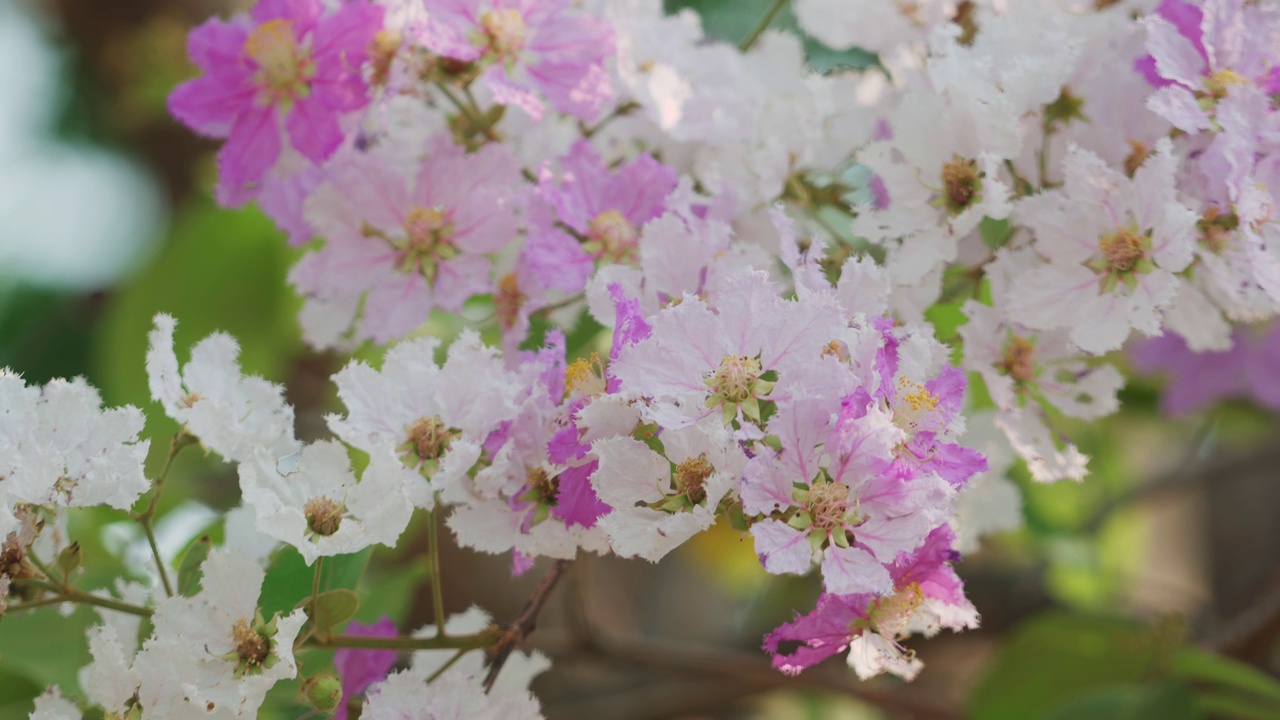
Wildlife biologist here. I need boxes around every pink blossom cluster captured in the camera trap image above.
[10,0,1280,716]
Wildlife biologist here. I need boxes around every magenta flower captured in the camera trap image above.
[169,0,384,205]
[333,616,399,720]
[422,0,614,121]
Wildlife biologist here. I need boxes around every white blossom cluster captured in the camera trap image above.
[7,0,1280,715]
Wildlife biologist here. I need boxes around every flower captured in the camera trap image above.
[1131,323,1280,415]
[292,136,523,346]
[168,0,384,203]
[421,0,614,121]
[239,440,413,565]
[147,314,299,463]
[334,617,400,720]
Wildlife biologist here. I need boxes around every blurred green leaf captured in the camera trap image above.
[1044,682,1200,720]
[0,606,95,700]
[0,669,45,720]
[258,548,370,619]
[969,611,1173,720]
[176,534,213,597]
[1173,647,1280,705]
[1196,691,1280,720]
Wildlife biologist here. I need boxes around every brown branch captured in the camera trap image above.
[483,559,572,691]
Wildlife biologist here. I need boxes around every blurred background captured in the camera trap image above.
[1,0,1279,718]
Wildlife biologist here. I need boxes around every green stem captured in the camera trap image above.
[426,647,473,683]
[142,519,174,597]
[427,510,447,637]
[436,83,499,142]
[738,0,790,52]
[9,579,153,618]
[309,630,496,652]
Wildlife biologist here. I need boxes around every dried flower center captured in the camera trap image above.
[998,336,1037,384]
[232,617,270,668]
[805,481,853,531]
[304,497,344,537]
[403,416,456,466]
[481,9,529,58]
[1098,227,1145,273]
[586,210,640,262]
[527,467,559,503]
[1198,208,1238,254]
[494,273,524,330]
[245,19,313,102]
[1122,140,1149,177]
[953,1,978,45]
[674,455,714,505]
[941,158,980,213]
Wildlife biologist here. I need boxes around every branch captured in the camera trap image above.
[739,0,790,52]
[484,559,572,691]
[308,629,496,652]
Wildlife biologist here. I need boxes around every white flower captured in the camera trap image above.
[362,669,543,720]
[591,421,745,561]
[0,370,148,535]
[328,332,520,508]
[239,440,413,565]
[78,581,151,714]
[28,687,79,720]
[410,607,550,695]
[951,412,1023,554]
[135,547,306,719]
[146,314,299,463]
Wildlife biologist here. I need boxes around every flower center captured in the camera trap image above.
[565,353,607,400]
[586,210,640,262]
[941,158,980,213]
[304,497,344,537]
[480,9,529,58]
[402,416,456,469]
[805,481,853,531]
[868,582,925,636]
[894,377,939,430]
[1098,227,1145,273]
[400,206,458,280]
[244,19,313,103]
[998,336,1036,384]
[1122,140,1149,177]
[674,455,714,505]
[707,355,763,404]
[1198,208,1238,254]
[1205,69,1247,99]
[232,617,270,669]
[527,467,559,504]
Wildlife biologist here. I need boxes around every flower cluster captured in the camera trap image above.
[11,0,1280,715]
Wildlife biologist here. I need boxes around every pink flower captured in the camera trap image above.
[422,0,614,121]
[169,0,384,205]
[521,141,677,295]
[291,135,523,346]
[1131,324,1280,415]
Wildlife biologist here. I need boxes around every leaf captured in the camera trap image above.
[176,535,213,597]
[1195,691,1280,720]
[968,611,1173,720]
[298,589,360,634]
[980,216,1014,251]
[1173,647,1280,705]
[1044,682,1201,720]
[258,548,370,618]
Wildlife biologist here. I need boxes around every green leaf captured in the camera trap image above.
[1044,682,1200,720]
[298,589,360,634]
[968,611,1173,720]
[258,548,370,618]
[1173,648,1280,705]
[176,535,213,597]
[980,216,1014,251]
[0,669,45,718]
[1195,691,1280,720]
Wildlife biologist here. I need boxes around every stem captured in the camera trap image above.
[9,579,154,618]
[436,83,499,142]
[738,0,790,52]
[427,510,447,638]
[309,630,496,651]
[142,520,174,597]
[580,100,639,139]
[426,647,473,683]
[484,559,572,691]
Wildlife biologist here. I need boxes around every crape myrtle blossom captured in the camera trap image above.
[333,617,400,720]
[147,314,300,463]
[0,372,149,537]
[292,136,524,347]
[1131,323,1280,416]
[168,0,384,205]
[1008,140,1197,355]
[420,0,614,122]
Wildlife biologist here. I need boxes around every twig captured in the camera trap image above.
[427,510,447,637]
[9,579,153,618]
[308,630,496,651]
[484,559,572,691]
[739,0,790,52]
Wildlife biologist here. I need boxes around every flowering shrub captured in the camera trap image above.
[8,0,1280,716]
